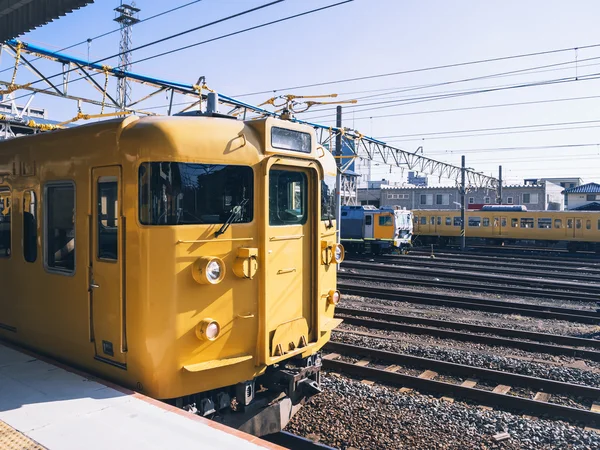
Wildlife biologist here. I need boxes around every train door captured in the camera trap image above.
[566,217,583,238]
[492,216,505,236]
[364,213,374,239]
[265,162,317,361]
[90,166,126,368]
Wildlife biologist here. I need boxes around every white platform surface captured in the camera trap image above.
[0,343,275,449]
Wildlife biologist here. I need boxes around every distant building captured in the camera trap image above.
[358,180,564,211]
[539,177,583,208]
[562,182,600,210]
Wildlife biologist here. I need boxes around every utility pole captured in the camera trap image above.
[460,155,466,251]
[114,2,140,110]
[335,106,343,244]
[497,165,503,204]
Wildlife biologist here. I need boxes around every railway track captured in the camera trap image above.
[368,254,600,276]
[322,341,600,427]
[339,271,600,303]
[338,281,600,324]
[348,256,600,283]
[342,260,600,294]
[263,432,337,449]
[335,308,600,360]
[411,246,599,261]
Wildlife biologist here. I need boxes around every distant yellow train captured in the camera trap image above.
[0,113,344,435]
[413,206,600,252]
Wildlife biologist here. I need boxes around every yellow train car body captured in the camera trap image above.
[413,209,600,251]
[0,115,341,430]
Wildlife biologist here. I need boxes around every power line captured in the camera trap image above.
[234,41,600,97]
[0,0,205,76]
[5,0,354,106]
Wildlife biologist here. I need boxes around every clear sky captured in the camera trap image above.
[3,0,600,186]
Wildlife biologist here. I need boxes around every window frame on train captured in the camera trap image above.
[44,181,76,275]
[0,187,11,258]
[23,190,37,263]
[537,218,552,229]
[520,217,534,228]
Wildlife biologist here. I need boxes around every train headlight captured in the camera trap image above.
[333,244,345,264]
[196,319,221,341]
[192,257,226,285]
[327,290,341,306]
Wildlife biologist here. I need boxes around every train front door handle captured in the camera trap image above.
[90,283,100,289]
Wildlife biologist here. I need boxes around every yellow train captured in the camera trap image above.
[413,206,600,252]
[0,113,344,435]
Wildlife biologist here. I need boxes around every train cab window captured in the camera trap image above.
[586,220,591,230]
[420,217,427,225]
[567,219,573,229]
[365,215,372,226]
[537,218,552,229]
[437,216,441,225]
[139,163,253,226]
[379,215,393,226]
[445,217,451,226]
[269,170,307,226]
[555,219,562,228]
[576,219,582,229]
[0,188,11,257]
[97,178,118,260]
[520,218,534,228]
[482,218,490,227]
[45,183,75,273]
[453,217,461,226]
[430,216,435,225]
[321,174,336,222]
[23,190,37,262]
[511,218,519,227]
[468,217,481,227]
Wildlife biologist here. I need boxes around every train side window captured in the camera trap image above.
[554,219,562,228]
[445,217,451,226]
[379,215,393,226]
[501,218,507,227]
[0,188,11,257]
[520,218,534,228]
[511,218,519,227]
[537,218,552,229]
[430,216,435,225]
[468,217,481,227]
[414,216,418,224]
[97,178,118,261]
[453,217,461,226]
[598,219,600,230]
[23,190,37,262]
[420,217,427,225]
[482,218,490,227]
[586,220,591,230]
[45,182,75,273]
[437,216,441,225]
[365,215,372,226]
[567,219,573,229]
[575,219,582,229]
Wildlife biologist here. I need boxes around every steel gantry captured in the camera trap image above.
[0,39,498,191]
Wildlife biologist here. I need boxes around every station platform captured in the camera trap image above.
[0,342,282,450]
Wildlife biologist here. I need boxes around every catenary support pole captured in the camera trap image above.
[335,106,343,245]
[460,155,466,251]
[498,165,503,204]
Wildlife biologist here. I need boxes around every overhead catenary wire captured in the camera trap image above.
[0,0,206,76]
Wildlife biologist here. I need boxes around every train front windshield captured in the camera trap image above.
[138,162,254,226]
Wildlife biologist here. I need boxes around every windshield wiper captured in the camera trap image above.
[215,198,249,237]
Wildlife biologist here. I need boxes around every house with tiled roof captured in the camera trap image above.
[562,183,600,210]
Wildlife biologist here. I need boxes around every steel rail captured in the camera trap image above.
[346,256,600,283]
[341,261,600,294]
[411,246,599,261]
[336,307,600,349]
[335,314,600,361]
[339,271,600,303]
[365,254,600,275]
[338,281,600,324]
[263,432,337,449]
[323,352,600,426]
[325,341,600,398]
